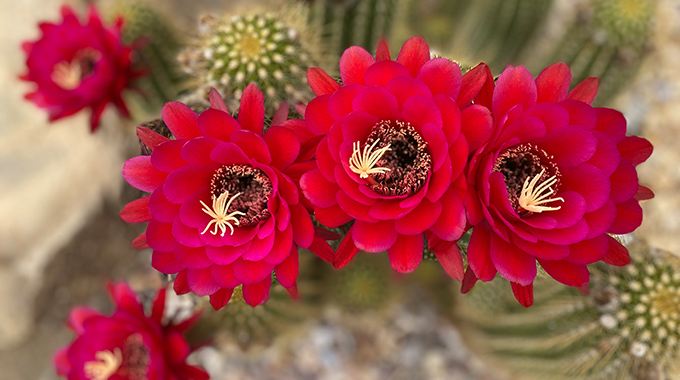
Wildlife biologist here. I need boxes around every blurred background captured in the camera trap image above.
[0,0,678,379]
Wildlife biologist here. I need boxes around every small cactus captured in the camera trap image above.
[458,236,680,380]
[179,6,317,112]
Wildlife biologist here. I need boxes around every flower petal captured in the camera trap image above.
[535,62,571,103]
[162,102,201,140]
[492,66,537,118]
[264,126,300,170]
[388,233,423,273]
[307,67,340,96]
[352,219,398,252]
[242,275,272,306]
[339,46,375,85]
[198,108,240,141]
[123,156,167,192]
[396,36,430,77]
[467,227,498,281]
[237,83,265,135]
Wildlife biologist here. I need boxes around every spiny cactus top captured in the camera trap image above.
[20,5,144,131]
[179,10,315,112]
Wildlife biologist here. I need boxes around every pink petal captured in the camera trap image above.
[67,307,100,334]
[198,108,241,140]
[368,199,411,220]
[152,250,183,274]
[511,282,534,307]
[209,88,228,112]
[265,126,300,170]
[511,237,569,261]
[337,191,379,222]
[385,76,433,107]
[121,196,151,223]
[560,99,597,129]
[308,232,335,263]
[594,107,626,142]
[425,155,452,204]
[149,186,180,223]
[209,288,233,310]
[209,142,252,166]
[433,94,462,143]
[535,62,571,103]
[163,165,216,204]
[364,60,411,87]
[394,198,442,235]
[566,235,609,265]
[352,219,398,252]
[402,96,442,130]
[132,233,148,249]
[333,227,360,269]
[584,199,617,238]
[174,270,190,295]
[275,246,299,287]
[538,258,589,287]
[587,130,620,176]
[609,198,643,234]
[136,126,169,151]
[180,137,221,166]
[242,233,276,261]
[264,228,294,264]
[315,204,353,228]
[54,348,70,376]
[186,268,221,296]
[200,223,259,248]
[431,240,464,281]
[162,102,202,140]
[492,66,537,118]
[172,216,204,248]
[242,275,272,306]
[230,130,271,164]
[388,233,423,273]
[205,244,248,265]
[328,84,364,119]
[210,264,241,289]
[375,39,390,60]
[609,160,639,203]
[272,102,289,127]
[396,36,430,77]
[301,169,337,208]
[460,105,493,152]
[151,140,186,172]
[490,233,537,286]
[417,58,462,98]
[618,136,653,166]
[307,67,340,96]
[635,186,654,201]
[233,257,275,285]
[352,86,401,121]
[567,77,598,104]
[561,164,611,212]
[461,267,479,293]
[339,46,376,85]
[535,125,597,168]
[237,83,265,135]
[467,227,498,281]
[421,122,447,170]
[429,190,466,241]
[457,63,492,107]
[146,220,175,252]
[340,111,379,147]
[123,156,167,192]
[290,203,314,248]
[305,95,334,135]
[531,219,589,245]
[174,244,212,269]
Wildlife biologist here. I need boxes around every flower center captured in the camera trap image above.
[493,143,563,215]
[209,164,273,227]
[83,334,149,380]
[51,48,100,90]
[351,120,431,197]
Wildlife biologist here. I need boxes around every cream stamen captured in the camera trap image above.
[518,169,565,213]
[84,348,122,380]
[349,139,391,179]
[200,191,246,236]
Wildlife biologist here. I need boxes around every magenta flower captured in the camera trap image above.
[20,5,144,131]
[121,85,333,308]
[300,38,492,278]
[463,63,654,306]
[54,282,208,380]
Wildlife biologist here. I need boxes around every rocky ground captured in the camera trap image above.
[0,0,678,379]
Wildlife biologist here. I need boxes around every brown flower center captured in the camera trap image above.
[493,143,562,215]
[51,48,101,90]
[210,164,273,227]
[356,120,432,197]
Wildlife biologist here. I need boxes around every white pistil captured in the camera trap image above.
[84,348,122,380]
[200,191,246,237]
[518,169,565,213]
[349,139,391,179]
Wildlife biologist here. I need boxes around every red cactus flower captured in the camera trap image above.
[121,85,333,308]
[54,282,209,380]
[20,5,144,131]
[300,37,492,278]
[462,63,654,306]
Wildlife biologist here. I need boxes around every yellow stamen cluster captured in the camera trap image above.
[200,191,246,237]
[349,139,391,179]
[518,169,564,213]
[84,348,122,380]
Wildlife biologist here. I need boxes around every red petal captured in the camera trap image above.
[242,275,272,306]
[352,219,398,252]
[275,246,299,287]
[151,287,167,323]
[460,105,493,152]
[375,38,391,61]
[210,264,241,289]
[567,77,599,104]
[162,165,215,204]
[132,233,148,249]
[352,86,401,121]
[209,288,234,310]
[186,268,221,296]
[333,227,360,269]
[290,203,314,248]
[67,307,100,334]
[272,102,289,127]
[594,107,626,142]
[396,36,430,77]
[174,244,212,269]
[492,66,537,118]
[233,258,275,285]
[152,250,183,274]
[432,242,464,281]
[301,169,337,208]
[137,126,169,151]
[146,220,175,252]
[618,136,653,166]
[417,58,462,98]
[209,142,252,166]
[461,266,479,293]
[457,63,492,107]
[151,139,186,172]
[467,227,497,281]
[122,156,166,192]
[305,95,334,135]
[511,282,534,307]
[609,160,639,203]
[429,190,466,241]
[174,270,190,295]
[364,60,411,87]
[238,83,265,135]
[603,235,630,266]
[535,63,571,103]
[609,198,643,234]
[209,88,228,112]
[120,196,151,223]
[635,186,654,201]
[230,130,271,164]
[388,233,423,273]
[308,233,335,263]
[198,108,241,141]
[538,259,589,287]
[265,126,300,170]
[566,235,609,265]
[394,198,442,235]
[180,137,221,166]
[315,204,352,228]
[162,102,202,140]
[307,67,340,96]
[339,46,376,85]
[490,234,537,286]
